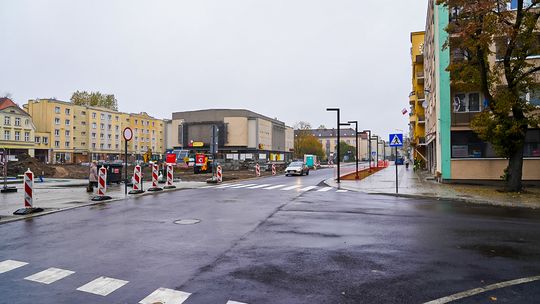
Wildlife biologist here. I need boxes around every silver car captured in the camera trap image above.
[285,161,310,176]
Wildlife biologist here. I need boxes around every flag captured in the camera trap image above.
[401,108,408,115]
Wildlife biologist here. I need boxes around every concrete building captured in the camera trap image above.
[170,109,294,162]
[409,31,427,168]
[423,0,540,182]
[25,98,166,163]
[0,98,36,159]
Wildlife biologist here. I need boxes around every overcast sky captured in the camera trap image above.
[1,0,427,139]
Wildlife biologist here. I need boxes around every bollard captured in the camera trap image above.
[164,164,176,189]
[13,169,43,215]
[216,165,223,183]
[92,166,112,201]
[271,164,276,176]
[129,165,145,194]
[255,163,261,177]
[147,163,163,192]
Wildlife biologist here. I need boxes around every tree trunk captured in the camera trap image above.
[506,144,525,192]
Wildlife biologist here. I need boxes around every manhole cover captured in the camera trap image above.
[173,219,201,225]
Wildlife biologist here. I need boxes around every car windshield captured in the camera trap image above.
[289,162,303,166]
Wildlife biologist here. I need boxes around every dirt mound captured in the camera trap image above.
[6,154,56,177]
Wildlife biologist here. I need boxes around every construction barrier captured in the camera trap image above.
[92,166,112,201]
[255,163,261,177]
[129,165,145,194]
[217,165,223,183]
[271,164,276,176]
[148,163,163,192]
[13,169,43,215]
[164,164,176,189]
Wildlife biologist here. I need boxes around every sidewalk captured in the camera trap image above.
[325,165,540,209]
[0,179,206,224]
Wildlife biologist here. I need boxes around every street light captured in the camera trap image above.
[371,135,379,167]
[347,121,359,180]
[327,108,341,183]
[362,129,372,169]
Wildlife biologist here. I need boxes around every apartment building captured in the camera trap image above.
[170,109,294,162]
[0,98,36,158]
[25,99,166,164]
[423,0,540,182]
[409,31,427,168]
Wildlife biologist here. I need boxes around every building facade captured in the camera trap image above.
[0,98,36,159]
[409,31,427,168]
[170,109,294,162]
[423,0,540,182]
[25,99,166,164]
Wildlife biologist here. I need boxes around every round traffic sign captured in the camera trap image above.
[123,127,133,141]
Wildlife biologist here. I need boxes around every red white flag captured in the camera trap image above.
[401,108,408,115]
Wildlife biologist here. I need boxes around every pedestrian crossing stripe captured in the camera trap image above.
[24,267,75,284]
[139,288,191,304]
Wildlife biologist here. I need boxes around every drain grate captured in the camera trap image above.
[173,219,201,225]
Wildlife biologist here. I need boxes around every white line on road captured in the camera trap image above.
[24,267,75,284]
[0,260,28,274]
[247,184,271,189]
[264,184,286,190]
[423,275,540,304]
[336,189,348,193]
[281,185,301,191]
[317,187,333,192]
[230,184,258,189]
[77,276,129,296]
[299,186,318,191]
[215,184,238,188]
[139,287,191,304]
[227,301,248,304]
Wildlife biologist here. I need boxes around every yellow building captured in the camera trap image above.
[0,97,36,158]
[409,31,427,168]
[25,99,166,164]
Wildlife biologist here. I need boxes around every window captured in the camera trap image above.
[92,133,96,139]
[92,123,96,129]
[100,143,104,149]
[15,117,20,126]
[115,116,119,121]
[65,119,71,125]
[65,130,70,136]
[108,144,111,149]
[4,130,10,140]
[108,114,112,120]
[100,133,104,139]
[92,143,96,149]
[108,124,111,130]
[14,131,20,141]
[115,126,119,131]
[152,122,155,127]
[451,131,497,158]
[115,135,119,140]
[453,92,482,112]
[101,114,105,120]
[55,118,60,125]
[65,142,70,148]
[82,121,86,125]
[24,132,30,142]
[55,141,60,148]
[55,107,60,114]
[35,136,41,143]
[115,144,119,149]
[4,116,10,125]
[524,129,540,157]
[81,111,86,115]
[92,112,96,119]
[25,119,29,126]
[54,129,60,136]
[135,119,138,125]
[108,134,112,139]
[65,108,70,115]
[525,88,540,106]
[43,137,48,144]
[100,123,104,130]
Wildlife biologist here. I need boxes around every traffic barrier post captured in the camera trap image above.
[13,169,43,215]
[164,164,176,189]
[217,165,223,183]
[92,166,112,201]
[255,163,261,177]
[129,165,145,194]
[271,164,276,176]
[148,162,163,192]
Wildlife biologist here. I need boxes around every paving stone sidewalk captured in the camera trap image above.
[326,165,540,209]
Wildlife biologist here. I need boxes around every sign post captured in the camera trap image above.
[123,127,133,195]
[389,133,404,194]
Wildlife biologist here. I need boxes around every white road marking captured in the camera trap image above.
[423,275,540,304]
[76,276,129,296]
[264,184,286,190]
[139,287,191,304]
[230,184,257,189]
[317,187,333,192]
[336,189,348,193]
[299,186,318,191]
[227,301,247,304]
[0,260,28,274]
[24,267,75,284]
[281,185,301,191]
[247,184,271,189]
[216,184,237,188]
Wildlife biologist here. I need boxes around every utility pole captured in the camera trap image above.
[327,108,341,183]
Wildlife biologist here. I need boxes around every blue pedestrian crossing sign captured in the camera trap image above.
[389,133,404,147]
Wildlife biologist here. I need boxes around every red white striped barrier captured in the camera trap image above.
[92,166,112,201]
[255,163,261,177]
[271,164,276,176]
[164,164,176,189]
[129,165,144,194]
[217,165,223,183]
[148,162,163,191]
[24,169,33,208]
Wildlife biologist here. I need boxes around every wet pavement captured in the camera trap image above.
[1,169,539,303]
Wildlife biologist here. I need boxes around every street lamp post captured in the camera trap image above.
[327,108,341,183]
[362,129,371,169]
[347,121,359,180]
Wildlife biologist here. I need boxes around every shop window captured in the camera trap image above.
[524,129,540,157]
[451,131,497,158]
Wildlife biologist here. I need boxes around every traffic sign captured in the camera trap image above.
[123,127,133,141]
[371,151,376,157]
[389,133,404,147]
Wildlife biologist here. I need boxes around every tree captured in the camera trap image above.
[438,0,540,191]
[317,124,327,129]
[337,141,356,162]
[70,90,118,111]
[293,121,326,160]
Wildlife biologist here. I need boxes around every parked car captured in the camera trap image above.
[395,157,404,165]
[285,161,310,176]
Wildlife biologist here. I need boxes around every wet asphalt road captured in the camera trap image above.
[1,168,540,304]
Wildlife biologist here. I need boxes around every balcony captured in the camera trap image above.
[451,112,480,127]
[416,71,425,84]
[418,115,426,124]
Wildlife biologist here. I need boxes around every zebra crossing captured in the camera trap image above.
[202,183,347,193]
[0,259,247,304]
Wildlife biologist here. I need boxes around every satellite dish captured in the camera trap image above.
[453,96,462,112]
[422,101,428,108]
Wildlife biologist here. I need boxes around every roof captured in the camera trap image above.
[172,109,286,126]
[0,97,18,111]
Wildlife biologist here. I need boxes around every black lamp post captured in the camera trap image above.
[327,108,341,183]
[347,121,359,180]
[362,129,372,169]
